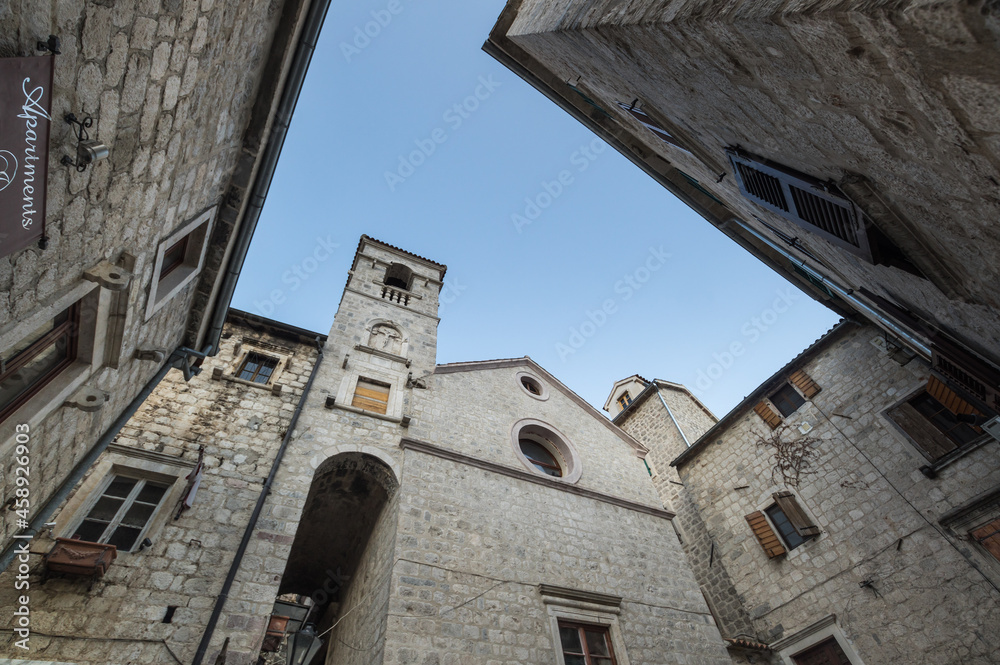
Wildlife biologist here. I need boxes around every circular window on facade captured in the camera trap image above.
[516,371,549,401]
[519,436,563,477]
[510,419,581,483]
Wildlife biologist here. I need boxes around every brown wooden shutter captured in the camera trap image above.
[926,376,980,417]
[773,491,821,537]
[754,401,782,429]
[352,379,389,414]
[885,401,957,461]
[971,518,1000,563]
[746,511,786,558]
[789,370,821,399]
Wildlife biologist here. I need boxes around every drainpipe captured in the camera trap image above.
[191,338,324,665]
[728,218,932,359]
[0,346,207,572]
[203,0,333,357]
[657,388,691,448]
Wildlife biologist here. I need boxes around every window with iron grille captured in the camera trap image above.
[238,352,279,384]
[727,150,876,263]
[557,621,617,665]
[0,301,80,423]
[72,475,171,552]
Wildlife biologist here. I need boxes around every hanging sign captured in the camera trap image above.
[0,56,54,259]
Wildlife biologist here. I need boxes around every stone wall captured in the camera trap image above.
[381,449,732,665]
[616,385,758,657]
[0,316,323,664]
[676,323,1000,663]
[0,0,303,567]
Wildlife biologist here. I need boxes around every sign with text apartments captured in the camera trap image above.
[0,56,53,259]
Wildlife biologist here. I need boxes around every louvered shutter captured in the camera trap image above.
[727,150,875,263]
[789,370,821,399]
[746,511,786,558]
[931,336,1000,414]
[773,491,821,537]
[754,401,782,429]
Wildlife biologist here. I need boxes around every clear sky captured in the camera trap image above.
[232,0,842,419]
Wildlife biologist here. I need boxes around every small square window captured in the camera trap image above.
[0,300,80,424]
[616,392,631,410]
[765,503,809,550]
[237,352,279,384]
[72,474,171,552]
[558,621,617,665]
[770,383,806,417]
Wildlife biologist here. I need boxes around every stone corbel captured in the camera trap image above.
[134,349,167,363]
[83,260,132,291]
[64,386,109,412]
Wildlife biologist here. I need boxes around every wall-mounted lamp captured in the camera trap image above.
[61,113,109,172]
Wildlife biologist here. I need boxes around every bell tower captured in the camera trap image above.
[316,235,446,423]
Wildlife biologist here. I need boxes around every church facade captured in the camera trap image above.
[1,237,733,665]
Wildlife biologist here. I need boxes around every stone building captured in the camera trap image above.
[486,0,1000,438]
[0,0,328,582]
[612,321,1000,664]
[1,237,735,665]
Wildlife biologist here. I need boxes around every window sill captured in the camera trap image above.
[211,368,283,394]
[353,344,409,365]
[920,434,995,478]
[328,401,402,423]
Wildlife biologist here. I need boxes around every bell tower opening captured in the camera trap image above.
[384,263,412,290]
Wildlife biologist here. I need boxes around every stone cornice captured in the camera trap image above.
[538,584,622,608]
[400,437,674,520]
[107,443,198,468]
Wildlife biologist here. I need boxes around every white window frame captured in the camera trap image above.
[68,474,172,552]
[56,445,193,554]
[145,207,215,320]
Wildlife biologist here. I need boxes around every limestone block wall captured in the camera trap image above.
[616,388,757,649]
[0,0,300,556]
[676,323,1000,663]
[380,449,733,665]
[0,317,322,664]
[411,363,658,507]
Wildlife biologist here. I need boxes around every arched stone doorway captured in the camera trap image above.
[265,452,399,664]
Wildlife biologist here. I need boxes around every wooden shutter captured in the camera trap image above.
[789,370,821,399]
[971,518,1000,563]
[926,376,980,417]
[746,511,786,558]
[754,401,782,430]
[773,491,821,537]
[352,379,389,414]
[885,400,957,461]
[931,336,1000,414]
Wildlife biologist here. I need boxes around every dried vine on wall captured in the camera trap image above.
[755,422,820,487]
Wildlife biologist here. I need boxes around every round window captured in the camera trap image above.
[510,419,581,483]
[519,436,563,477]
[516,371,549,400]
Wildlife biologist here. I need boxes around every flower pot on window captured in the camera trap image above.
[44,537,117,578]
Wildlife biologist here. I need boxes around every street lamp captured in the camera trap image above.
[286,623,323,665]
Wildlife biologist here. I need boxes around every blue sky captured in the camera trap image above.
[232,0,842,418]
